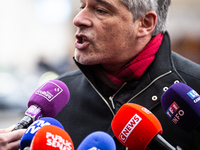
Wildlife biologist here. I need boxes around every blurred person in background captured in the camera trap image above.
[1,0,200,149]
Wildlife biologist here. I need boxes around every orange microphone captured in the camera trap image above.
[111,103,177,150]
[30,125,74,150]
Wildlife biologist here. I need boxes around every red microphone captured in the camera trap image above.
[111,103,177,150]
[30,125,74,150]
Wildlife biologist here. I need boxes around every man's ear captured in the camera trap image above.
[137,11,157,38]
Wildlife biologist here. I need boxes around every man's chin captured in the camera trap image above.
[75,58,93,66]
[74,54,101,66]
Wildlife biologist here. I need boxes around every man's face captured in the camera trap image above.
[74,0,140,72]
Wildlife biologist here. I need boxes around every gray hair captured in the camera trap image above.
[120,0,171,36]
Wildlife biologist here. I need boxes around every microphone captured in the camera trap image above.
[111,103,177,150]
[161,82,200,133]
[30,125,74,150]
[77,131,116,150]
[13,79,70,131]
[20,117,64,150]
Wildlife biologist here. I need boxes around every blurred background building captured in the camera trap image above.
[0,0,200,128]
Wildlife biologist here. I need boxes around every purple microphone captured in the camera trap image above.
[13,80,70,131]
[161,82,200,132]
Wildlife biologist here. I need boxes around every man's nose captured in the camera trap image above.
[73,8,93,28]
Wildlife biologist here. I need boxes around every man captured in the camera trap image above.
[1,0,200,149]
[55,0,200,149]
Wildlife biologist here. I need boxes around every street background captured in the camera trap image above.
[0,0,200,128]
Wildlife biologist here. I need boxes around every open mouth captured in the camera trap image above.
[76,35,88,44]
[75,35,90,49]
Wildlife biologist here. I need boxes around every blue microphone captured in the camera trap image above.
[20,117,64,150]
[77,131,116,150]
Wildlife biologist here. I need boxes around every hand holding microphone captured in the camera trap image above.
[0,127,25,150]
[13,79,70,131]
[0,79,69,150]
[111,103,179,150]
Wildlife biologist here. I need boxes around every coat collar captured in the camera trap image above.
[124,31,186,110]
[74,31,185,110]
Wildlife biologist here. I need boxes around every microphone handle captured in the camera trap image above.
[12,116,33,131]
[13,105,43,131]
[148,134,176,150]
[176,146,183,150]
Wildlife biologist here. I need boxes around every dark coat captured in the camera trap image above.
[55,31,200,150]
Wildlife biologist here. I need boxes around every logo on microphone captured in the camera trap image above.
[187,90,200,103]
[118,114,142,143]
[25,120,51,134]
[166,101,184,124]
[35,81,63,102]
[187,90,199,99]
[46,132,73,150]
[166,101,179,119]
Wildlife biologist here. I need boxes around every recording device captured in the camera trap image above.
[161,82,200,132]
[111,103,178,150]
[20,117,64,150]
[13,79,70,131]
[77,131,116,150]
[30,125,74,150]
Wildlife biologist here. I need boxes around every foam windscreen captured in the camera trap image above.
[28,80,70,117]
[20,117,64,150]
[111,103,162,150]
[30,125,74,150]
[161,82,200,132]
[77,131,116,150]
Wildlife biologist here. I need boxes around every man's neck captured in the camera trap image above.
[101,35,152,74]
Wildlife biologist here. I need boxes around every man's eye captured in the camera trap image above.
[96,9,107,15]
[79,6,85,10]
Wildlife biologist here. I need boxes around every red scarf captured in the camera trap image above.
[93,33,163,90]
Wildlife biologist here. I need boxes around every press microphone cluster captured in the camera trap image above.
[13,79,70,131]
[161,82,200,132]
[20,118,115,150]
[111,103,181,150]
[20,117,65,150]
[17,79,117,150]
[18,80,198,149]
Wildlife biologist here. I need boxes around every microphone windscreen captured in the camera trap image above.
[20,117,64,150]
[111,103,162,150]
[161,82,200,132]
[77,131,116,150]
[28,80,70,117]
[30,125,74,150]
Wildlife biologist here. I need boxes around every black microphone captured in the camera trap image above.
[148,134,183,150]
